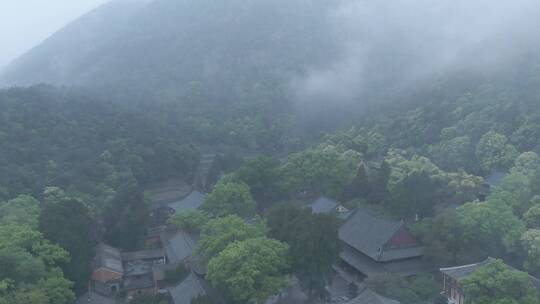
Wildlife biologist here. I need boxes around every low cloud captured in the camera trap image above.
[292,0,540,107]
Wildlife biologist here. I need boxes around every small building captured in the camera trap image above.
[91,244,124,292]
[150,191,206,225]
[440,258,540,304]
[167,272,207,304]
[347,288,400,304]
[122,248,167,265]
[309,196,352,220]
[167,191,206,215]
[124,273,156,301]
[338,208,425,280]
[161,230,198,264]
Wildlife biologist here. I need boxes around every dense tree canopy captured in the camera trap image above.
[196,215,266,262]
[268,205,340,298]
[281,144,361,198]
[201,180,256,218]
[38,189,95,294]
[0,224,74,304]
[207,237,290,304]
[461,259,538,304]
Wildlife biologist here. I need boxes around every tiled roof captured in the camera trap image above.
[339,208,423,262]
[167,191,206,214]
[440,259,493,281]
[168,272,206,304]
[348,289,400,304]
[310,196,339,214]
[340,245,427,277]
[93,243,124,274]
[161,230,198,264]
[121,248,166,262]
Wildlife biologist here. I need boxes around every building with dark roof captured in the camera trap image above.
[311,196,340,213]
[338,208,425,279]
[92,243,124,291]
[440,258,540,304]
[309,196,352,220]
[168,272,207,304]
[121,248,166,263]
[161,230,198,264]
[124,273,156,301]
[167,191,206,214]
[347,289,400,304]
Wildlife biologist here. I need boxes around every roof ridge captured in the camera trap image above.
[440,262,480,271]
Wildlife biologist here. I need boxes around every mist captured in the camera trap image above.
[292,0,540,107]
[0,0,108,69]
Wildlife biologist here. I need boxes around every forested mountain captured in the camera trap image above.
[3,0,540,303]
[0,0,335,105]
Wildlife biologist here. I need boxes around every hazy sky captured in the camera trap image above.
[0,0,109,68]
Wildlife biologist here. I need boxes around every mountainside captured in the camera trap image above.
[0,0,336,103]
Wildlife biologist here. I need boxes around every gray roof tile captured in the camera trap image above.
[168,272,206,304]
[161,230,198,264]
[167,191,206,214]
[310,196,339,214]
[339,208,423,262]
[93,243,124,274]
[348,289,400,304]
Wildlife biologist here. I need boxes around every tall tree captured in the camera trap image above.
[207,237,290,304]
[268,205,340,298]
[103,182,149,250]
[196,215,266,262]
[39,193,95,294]
[476,131,518,173]
[201,180,256,218]
[521,229,540,275]
[0,224,74,304]
[0,195,40,228]
[461,259,538,304]
[280,145,361,198]
[234,156,282,205]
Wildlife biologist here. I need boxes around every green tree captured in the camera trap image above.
[39,194,95,294]
[235,156,282,204]
[457,200,525,259]
[365,273,440,304]
[280,145,361,198]
[103,183,150,250]
[267,204,305,242]
[429,136,474,171]
[525,201,540,228]
[522,229,540,275]
[476,131,518,173]
[512,152,540,177]
[207,237,290,304]
[268,205,340,297]
[461,259,538,304]
[168,210,210,232]
[420,200,525,265]
[489,172,533,215]
[196,215,266,261]
[0,195,40,228]
[0,224,74,304]
[202,180,256,218]
[390,170,440,217]
[415,210,466,265]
